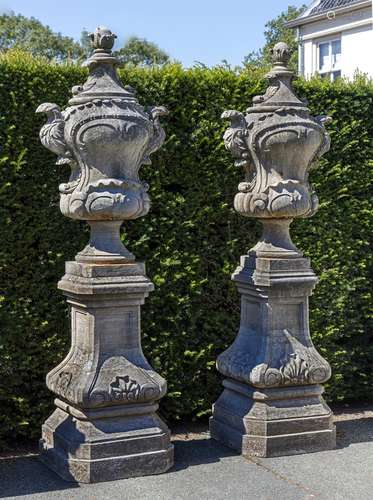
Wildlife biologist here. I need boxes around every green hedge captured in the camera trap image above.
[0,52,372,444]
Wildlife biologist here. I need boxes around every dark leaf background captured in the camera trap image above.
[0,52,372,444]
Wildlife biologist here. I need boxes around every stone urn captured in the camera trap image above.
[210,42,336,457]
[36,26,173,483]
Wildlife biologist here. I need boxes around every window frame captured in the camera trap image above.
[316,36,342,81]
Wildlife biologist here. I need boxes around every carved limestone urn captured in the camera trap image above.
[36,26,173,483]
[37,25,167,263]
[210,42,336,458]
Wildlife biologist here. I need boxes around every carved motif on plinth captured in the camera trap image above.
[210,42,336,457]
[36,26,173,483]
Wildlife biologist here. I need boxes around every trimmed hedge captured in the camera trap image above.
[0,52,372,444]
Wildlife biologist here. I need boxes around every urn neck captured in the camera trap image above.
[250,219,301,259]
[76,221,135,264]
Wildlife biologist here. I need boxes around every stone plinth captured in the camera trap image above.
[36,26,173,481]
[39,261,173,482]
[210,43,336,457]
[210,237,335,456]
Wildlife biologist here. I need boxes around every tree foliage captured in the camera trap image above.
[114,36,170,66]
[0,13,84,61]
[79,28,92,59]
[0,15,170,66]
[244,4,307,70]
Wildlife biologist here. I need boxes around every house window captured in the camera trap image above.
[318,39,341,80]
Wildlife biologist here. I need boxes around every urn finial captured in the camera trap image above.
[82,25,120,71]
[270,41,292,71]
[89,25,117,52]
[253,40,301,108]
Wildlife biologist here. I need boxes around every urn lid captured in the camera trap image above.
[68,26,136,105]
[248,42,306,113]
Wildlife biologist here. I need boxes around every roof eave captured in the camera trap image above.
[285,0,372,28]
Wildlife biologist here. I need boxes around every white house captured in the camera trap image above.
[286,0,373,80]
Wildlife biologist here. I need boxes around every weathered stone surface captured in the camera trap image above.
[211,381,335,457]
[216,253,331,389]
[40,402,173,483]
[48,262,164,410]
[210,42,336,457]
[36,26,173,481]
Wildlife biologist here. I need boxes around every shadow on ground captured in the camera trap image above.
[0,455,80,498]
[336,417,373,448]
[172,437,237,472]
[0,415,372,498]
[0,438,236,498]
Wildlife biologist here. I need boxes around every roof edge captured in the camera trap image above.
[285,0,372,28]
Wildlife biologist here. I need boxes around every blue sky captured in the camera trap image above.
[0,0,307,66]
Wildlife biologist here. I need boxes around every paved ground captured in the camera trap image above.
[0,408,372,500]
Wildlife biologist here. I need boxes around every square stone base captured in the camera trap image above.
[39,402,174,483]
[210,379,335,458]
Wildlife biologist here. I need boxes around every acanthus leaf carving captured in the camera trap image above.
[217,325,331,389]
[109,375,156,402]
[280,353,310,383]
[250,352,328,388]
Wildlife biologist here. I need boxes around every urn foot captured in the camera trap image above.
[39,402,174,483]
[210,379,335,458]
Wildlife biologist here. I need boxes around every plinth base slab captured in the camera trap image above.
[210,379,335,458]
[39,403,174,483]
